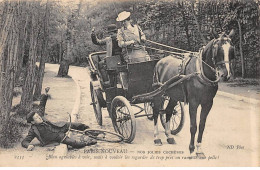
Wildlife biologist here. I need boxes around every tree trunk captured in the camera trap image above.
[0,2,20,144]
[4,19,19,119]
[237,20,245,78]
[57,59,70,77]
[34,1,49,99]
[0,1,15,122]
[190,2,207,45]
[20,13,39,114]
[179,2,191,50]
[57,40,70,77]
[59,31,63,63]
[57,27,72,76]
[15,8,29,86]
[57,10,75,77]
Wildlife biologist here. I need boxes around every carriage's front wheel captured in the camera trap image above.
[90,82,102,126]
[111,96,136,143]
[160,100,184,135]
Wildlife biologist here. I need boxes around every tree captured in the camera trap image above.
[0,1,25,147]
[57,1,82,77]
[20,2,41,113]
[34,1,50,99]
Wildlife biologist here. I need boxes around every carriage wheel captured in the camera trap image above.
[111,96,136,143]
[90,82,102,126]
[144,102,153,120]
[160,100,184,135]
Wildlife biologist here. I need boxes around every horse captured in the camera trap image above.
[152,30,235,157]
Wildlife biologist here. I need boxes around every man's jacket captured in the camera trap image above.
[21,119,69,148]
[21,94,69,148]
[91,33,122,56]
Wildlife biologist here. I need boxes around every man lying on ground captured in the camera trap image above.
[21,87,96,151]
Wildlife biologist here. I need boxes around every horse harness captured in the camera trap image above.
[133,37,232,103]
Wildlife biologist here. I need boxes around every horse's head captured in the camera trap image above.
[211,30,235,81]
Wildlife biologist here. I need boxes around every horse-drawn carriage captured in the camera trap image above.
[87,51,185,143]
[87,31,234,156]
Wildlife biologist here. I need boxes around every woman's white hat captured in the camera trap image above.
[116,11,131,22]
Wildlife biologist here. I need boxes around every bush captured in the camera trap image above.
[0,115,29,148]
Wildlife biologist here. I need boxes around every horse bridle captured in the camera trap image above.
[212,37,232,67]
[197,37,233,86]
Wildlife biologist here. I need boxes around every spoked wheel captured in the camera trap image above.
[144,102,153,120]
[160,99,185,135]
[111,96,136,143]
[82,129,124,143]
[90,82,102,126]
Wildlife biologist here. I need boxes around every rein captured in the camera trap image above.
[142,45,184,58]
[196,47,220,86]
[146,39,194,53]
[216,61,230,65]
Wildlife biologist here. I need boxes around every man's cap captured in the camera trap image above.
[116,11,131,22]
[26,111,36,123]
[107,24,117,33]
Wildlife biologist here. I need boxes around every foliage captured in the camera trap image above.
[1,0,259,78]
[0,115,29,148]
[78,0,259,77]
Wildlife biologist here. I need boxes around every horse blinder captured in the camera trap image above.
[212,38,232,67]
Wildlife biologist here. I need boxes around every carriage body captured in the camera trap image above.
[88,51,158,104]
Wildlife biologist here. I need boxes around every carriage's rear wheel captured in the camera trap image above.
[160,100,184,135]
[144,102,153,120]
[111,96,136,143]
[90,82,102,126]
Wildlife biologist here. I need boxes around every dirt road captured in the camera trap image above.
[0,64,259,166]
[68,65,260,166]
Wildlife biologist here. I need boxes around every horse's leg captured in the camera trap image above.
[196,100,213,158]
[153,96,162,146]
[189,99,199,154]
[165,98,176,144]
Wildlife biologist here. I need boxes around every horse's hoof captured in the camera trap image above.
[196,152,206,159]
[154,139,163,146]
[189,145,195,154]
[167,138,176,144]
